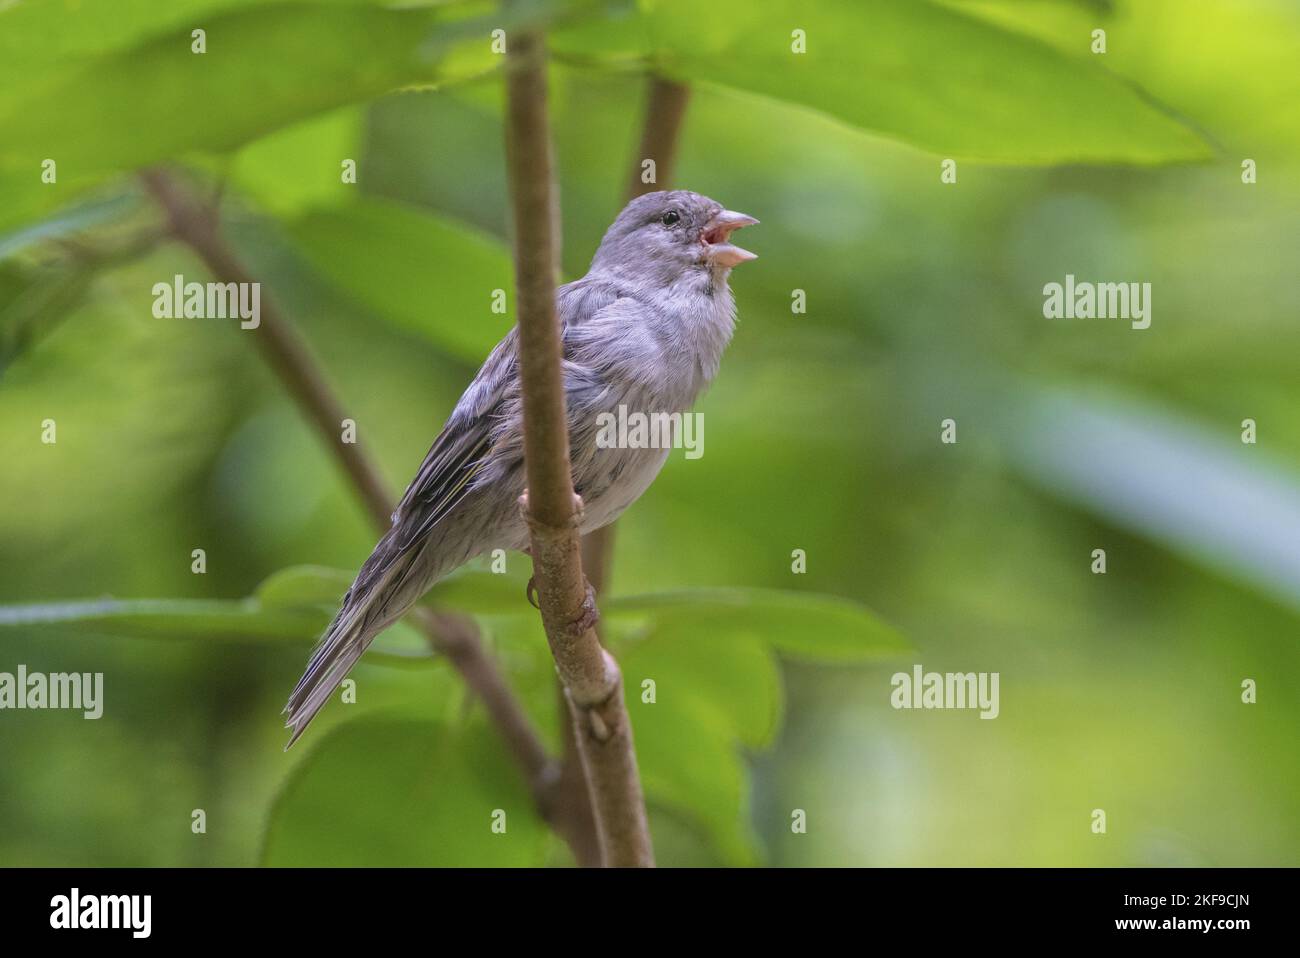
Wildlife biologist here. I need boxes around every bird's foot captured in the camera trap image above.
[518,488,586,527]
[525,577,600,638]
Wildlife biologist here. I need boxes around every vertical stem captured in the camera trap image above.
[580,77,692,603]
[626,76,692,200]
[503,29,654,867]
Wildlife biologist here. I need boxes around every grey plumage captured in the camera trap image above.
[284,190,757,746]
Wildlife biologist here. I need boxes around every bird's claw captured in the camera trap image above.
[525,578,599,637]
[518,488,586,528]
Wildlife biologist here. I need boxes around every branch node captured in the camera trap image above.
[555,580,600,641]
[588,707,611,743]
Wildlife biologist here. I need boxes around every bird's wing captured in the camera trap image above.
[387,420,494,555]
[284,332,520,744]
[389,327,522,539]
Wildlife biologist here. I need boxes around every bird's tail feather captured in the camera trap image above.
[282,553,415,748]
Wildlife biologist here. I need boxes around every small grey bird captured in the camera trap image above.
[284,190,757,745]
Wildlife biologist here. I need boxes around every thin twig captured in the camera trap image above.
[580,76,691,606]
[137,167,596,860]
[503,30,654,867]
[139,169,393,532]
[626,76,692,201]
[568,74,691,860]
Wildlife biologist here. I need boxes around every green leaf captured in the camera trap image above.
[623,625,783,749]
[555,0,1212,164]
[607,587,908,663]
[228,107,364,217]
[285,197,515,362]
[255,565,353,609]
[0,193,139,260]
[0,2,497,188]
[262,715,549,866]
[0,0,473,233]
[610,595,899,861]
[0,565,430,661]
[0,1,284,98]
[465,603,801,865]
[0,261,97,374]
[423,565,533,615]
[0,596,326,641]
[636,699,757,864]
[621,628,782,864]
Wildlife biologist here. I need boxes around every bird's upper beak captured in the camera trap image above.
[702,210,759,268]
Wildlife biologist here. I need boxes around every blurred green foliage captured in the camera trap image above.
[1,0,1297,867]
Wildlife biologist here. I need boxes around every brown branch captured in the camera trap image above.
[562,78,692,834]
[626,76,692,201]
[139,169,393,532]
[137,167,601,862]
[580,76,692,604]
[503,31,654,867]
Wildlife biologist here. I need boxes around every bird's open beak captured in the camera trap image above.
[702,210,759,267]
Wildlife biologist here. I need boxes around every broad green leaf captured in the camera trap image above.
[622,629,781,864]
[256,565,353,609]
[607,588,908,662]
[0,2,499,189]
[255,562,534,618]
[0,596,325,641]
[0,567,429,661]
[0,261,96,374]
[0,193,140,261]
[555,0,1212,164]
[0,1,329,98]
[423,565,533,615]
[622,626,783,749]
[262,715,549,866]
[228,107,364,217]
[588,627,785,863]
[633,697,757,865]
[257,564,445,661]
[285,197,515,361]
[0,0,487,233]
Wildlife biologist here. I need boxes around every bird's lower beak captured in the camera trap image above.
[702,210,759,267]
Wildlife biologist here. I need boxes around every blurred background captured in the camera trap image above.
[1,0,1297,866]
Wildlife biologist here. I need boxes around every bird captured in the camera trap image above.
[283,190,758,746]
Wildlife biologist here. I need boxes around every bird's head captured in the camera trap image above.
[590,190,758,286]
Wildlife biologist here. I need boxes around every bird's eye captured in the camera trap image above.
[660,210,680,227]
